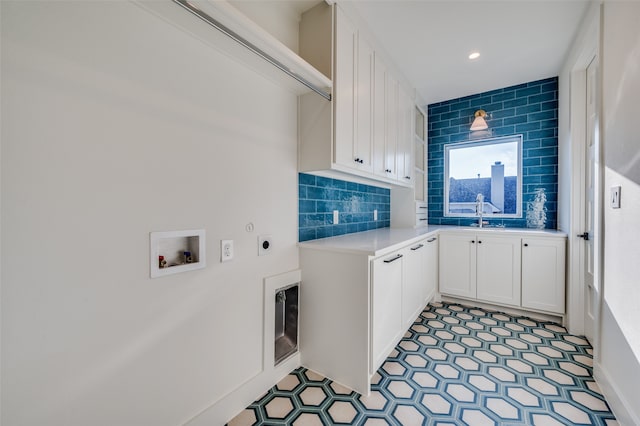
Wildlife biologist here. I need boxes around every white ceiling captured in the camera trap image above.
[344,0,591,106]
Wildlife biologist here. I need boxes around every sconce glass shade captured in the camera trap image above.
[470,109,488,131]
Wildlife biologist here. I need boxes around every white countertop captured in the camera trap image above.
[298,225,567,257]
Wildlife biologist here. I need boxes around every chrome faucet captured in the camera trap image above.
[476,193,484,228]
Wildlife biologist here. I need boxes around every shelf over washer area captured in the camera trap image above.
[134,0,332,99]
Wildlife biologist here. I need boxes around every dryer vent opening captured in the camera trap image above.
[274,284,299,366]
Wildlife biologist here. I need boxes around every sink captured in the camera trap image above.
[469,223,506,229]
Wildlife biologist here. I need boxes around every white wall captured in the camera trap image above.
[597,1,640,423]
[1,1,300,424]
[229,0,303,53]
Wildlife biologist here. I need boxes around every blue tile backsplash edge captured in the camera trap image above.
[298,173,390,242]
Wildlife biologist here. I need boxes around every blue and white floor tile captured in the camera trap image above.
[228,302,617,425]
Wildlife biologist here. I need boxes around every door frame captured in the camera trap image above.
[566,4,603,354]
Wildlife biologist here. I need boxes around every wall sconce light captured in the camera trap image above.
[470,109,488,131]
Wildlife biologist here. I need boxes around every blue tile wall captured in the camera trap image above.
[427,77,558,229]
[298,173,390,242]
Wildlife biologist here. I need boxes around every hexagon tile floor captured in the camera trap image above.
[228,302,617,425]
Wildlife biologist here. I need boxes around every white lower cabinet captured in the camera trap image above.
[299,228,565,395]
[439,233,477,298]
[476,234,521,307]
[299,233,438,394]
[521,236,566,314]
[424,236,438,304]
[401,239,428,329]
[439,231,566,315]
[371,252,404,374]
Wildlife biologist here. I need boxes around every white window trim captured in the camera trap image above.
[444,134,523,218]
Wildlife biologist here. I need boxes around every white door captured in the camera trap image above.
[582,58,599,343]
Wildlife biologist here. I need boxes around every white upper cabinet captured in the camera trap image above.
[332,8,357,169]
[354,33,374,173]
[397,86,414,184]
[298,3,413,188]
[414,106,427,203]
[373,53,388,179]
[334,9,374,173]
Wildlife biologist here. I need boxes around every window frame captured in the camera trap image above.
[443,135,523,218]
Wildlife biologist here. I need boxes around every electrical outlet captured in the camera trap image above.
[374,209,378,221]
[221,239,234,262]
[258,235,272,256]
[333,210,339,224]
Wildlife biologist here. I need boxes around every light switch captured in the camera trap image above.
[611,186,621,209]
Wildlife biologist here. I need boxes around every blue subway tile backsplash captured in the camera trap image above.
[428,77,558,229]
[298,173,390,242]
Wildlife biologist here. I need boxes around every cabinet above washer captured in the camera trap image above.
[298,3,415,189]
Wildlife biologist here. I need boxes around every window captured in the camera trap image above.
[444,135,522,218]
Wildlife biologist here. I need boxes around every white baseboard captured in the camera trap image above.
[595,361,640,426]
[185,353,300,425]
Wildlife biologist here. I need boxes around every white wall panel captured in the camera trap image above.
[1,1,299,424]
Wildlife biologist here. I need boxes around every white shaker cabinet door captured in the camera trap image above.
[439,233,477,299]
[476,234,522,307]
[424,235,438,305]
[521,237,566,314]
[354,33,374,173]
[371,252,403,374]
[396,85,414,185]
[333,7,358,169]
[402,240,428,329]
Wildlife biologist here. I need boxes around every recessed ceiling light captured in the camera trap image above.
[469,52,480,60]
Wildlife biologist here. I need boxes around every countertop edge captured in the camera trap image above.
[298,226,568,257]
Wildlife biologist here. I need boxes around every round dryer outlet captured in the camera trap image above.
[258,235,272,256]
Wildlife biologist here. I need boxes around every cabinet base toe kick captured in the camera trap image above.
[439,295,565,326]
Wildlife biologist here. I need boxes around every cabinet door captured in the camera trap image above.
[396,86,413,184]
[373,54,388,178]
[439,233,476,298]
[371,252,403,373]
[476,235,522,307]
[385,72,399,180]
[354,34,374,173]
[522,237,566,314]
[333,7,357,169]
[424,235,438,305]
[402,241,427,329]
